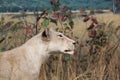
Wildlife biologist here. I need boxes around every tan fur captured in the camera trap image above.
[0,29,75,80]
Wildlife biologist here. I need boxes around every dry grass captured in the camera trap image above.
[0,12,120,80]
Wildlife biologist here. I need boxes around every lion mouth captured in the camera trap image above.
[64,50,74,55]
[64,50,72,52]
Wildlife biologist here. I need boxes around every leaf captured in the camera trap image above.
[6,32,12,40]
[0,48,2,52]
[64,56,71,61]
[89,30,96,38]
[60,4,68,12]
[107,21,114,28]
[53,5,60,11]
[42,19,50,28]
[80,44,84,47]
[47,9,53,14]
[0,47,5,52]
[91,17,98,24]
[53,56,58,60]
[69,20,74,29]
[58,14,67,22]
[83,16,90,22]
[9,45,14,50]
[50,0,60,7]
[25,26,32,34]
[87,22,95,30]
[50,18,57,25]
[75,36,79,39]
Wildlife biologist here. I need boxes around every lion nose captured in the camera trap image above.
[72,41,76,45]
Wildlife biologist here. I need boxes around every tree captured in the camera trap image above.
[113,0,120,13]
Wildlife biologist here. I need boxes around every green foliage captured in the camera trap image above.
[83,16,112,54]
[0,47,5,52]
[63,55,72,61]
[42,19,50,28]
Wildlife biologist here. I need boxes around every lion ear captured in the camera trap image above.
[42,28,50,41]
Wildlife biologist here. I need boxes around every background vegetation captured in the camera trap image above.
[0,0,113,12]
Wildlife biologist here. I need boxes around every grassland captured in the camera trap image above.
[0,12,120,80]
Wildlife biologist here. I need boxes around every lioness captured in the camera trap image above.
[0,28,75,80]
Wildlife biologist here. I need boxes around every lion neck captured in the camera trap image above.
[22,36,51,71]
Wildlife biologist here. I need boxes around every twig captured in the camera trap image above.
[0,37,5,43]
[73,70,90,80]
[107,37,120,53]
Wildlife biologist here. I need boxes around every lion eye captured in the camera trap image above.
[58,34,63,37]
